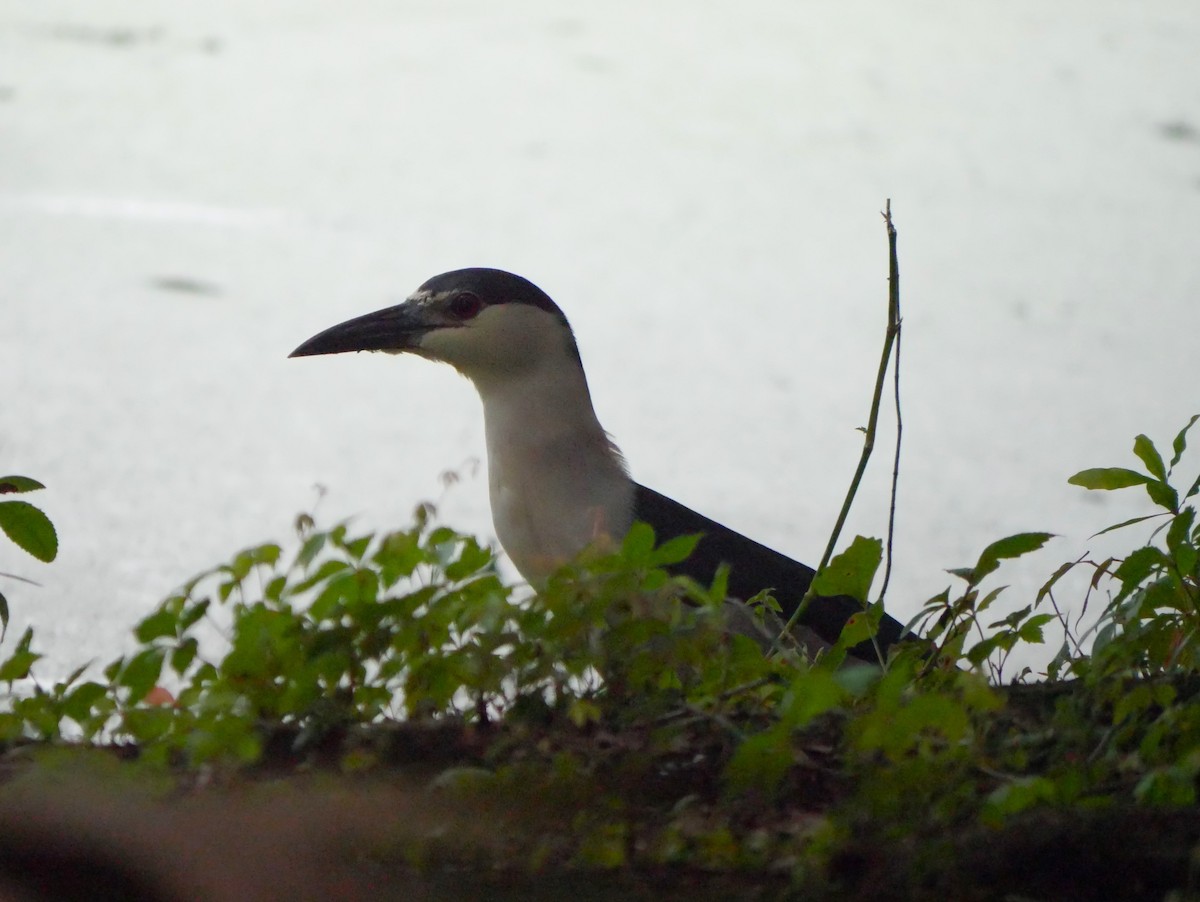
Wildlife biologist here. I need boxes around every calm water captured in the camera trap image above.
[2,0,1198,675]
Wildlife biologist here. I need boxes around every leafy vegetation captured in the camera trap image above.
[0,420,1199,897]
[0,474,57,643]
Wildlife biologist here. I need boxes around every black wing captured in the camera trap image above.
[632,483,906,661]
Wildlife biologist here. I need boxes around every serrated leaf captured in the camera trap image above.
[0,476,45,494]
[1069,468,1152,491]
[973,532,1055,584]
[1133,434,1167,482]
[1036,560,1077,603]
[1017,613,1055,644]
[974,586,1008,617]
[1170,415,1200,469]
[812,536,882,602]
[0,501,58,562]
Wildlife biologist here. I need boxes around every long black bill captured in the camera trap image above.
[289,303,432,358]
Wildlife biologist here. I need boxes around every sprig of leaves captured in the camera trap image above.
[0,475,58,642]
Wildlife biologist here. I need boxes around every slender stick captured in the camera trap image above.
[878,204,903,605]
[775,201,903,654]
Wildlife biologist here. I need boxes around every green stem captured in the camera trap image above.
[774,201,902,657]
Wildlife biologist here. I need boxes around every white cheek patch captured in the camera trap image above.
[417,305,567,377]
[417,326,468,359]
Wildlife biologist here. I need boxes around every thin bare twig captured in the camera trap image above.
[879,203,903,604]
[776,201,903,660]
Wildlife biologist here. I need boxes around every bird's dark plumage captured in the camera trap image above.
[418,268,570,321]
[633,484,905,660]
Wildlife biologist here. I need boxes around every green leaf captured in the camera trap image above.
[834,663,882,697]
[289,558,350,594]
[179,599,210,632]
[0,628,40,681]
[707,565,731,608]
[1133,434,1167,482]
[0,648,38,681]
[62,682,108,722]
[295,532,327,569]
[117,648,166,702]
[812,536,882,602]
[264,575,287,601]
[1113,546,1170,602]
[0,476,46,494]
[1069,468,1152,491]
[832,610,876,654]
[650,533,701,568]
[1169,415,1200,469]
[122,706,174,744]
[1035,560,1077,604]
[621,521,656,562]
[974,584,1008,615]
[0,501,58,562]
[0,590,7,642]
[252,543,282,567]
[135,606,181,643]
[724,727,792,795]
[1174,542,1198,580]
[1017,613,1056,644]
[170,637,198,674]
[1145,480,1179,512]
[983,776,1060,822]
[781,670,847,726]
[1167,508,1196,555]
[972,532,1055,584]
[1091,514,1163,538]
[344,534,372,560]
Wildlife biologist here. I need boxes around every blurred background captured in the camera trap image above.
[1,1,1198,673]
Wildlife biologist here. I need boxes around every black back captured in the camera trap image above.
[633,483,906,661]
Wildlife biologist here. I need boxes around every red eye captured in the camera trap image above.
[448,291,483,320]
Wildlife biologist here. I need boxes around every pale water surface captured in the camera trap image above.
[1,1,1199,674]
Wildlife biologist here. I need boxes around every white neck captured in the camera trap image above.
[472,348,634,582]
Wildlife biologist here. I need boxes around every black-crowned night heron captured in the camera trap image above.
[291,268,905,661]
